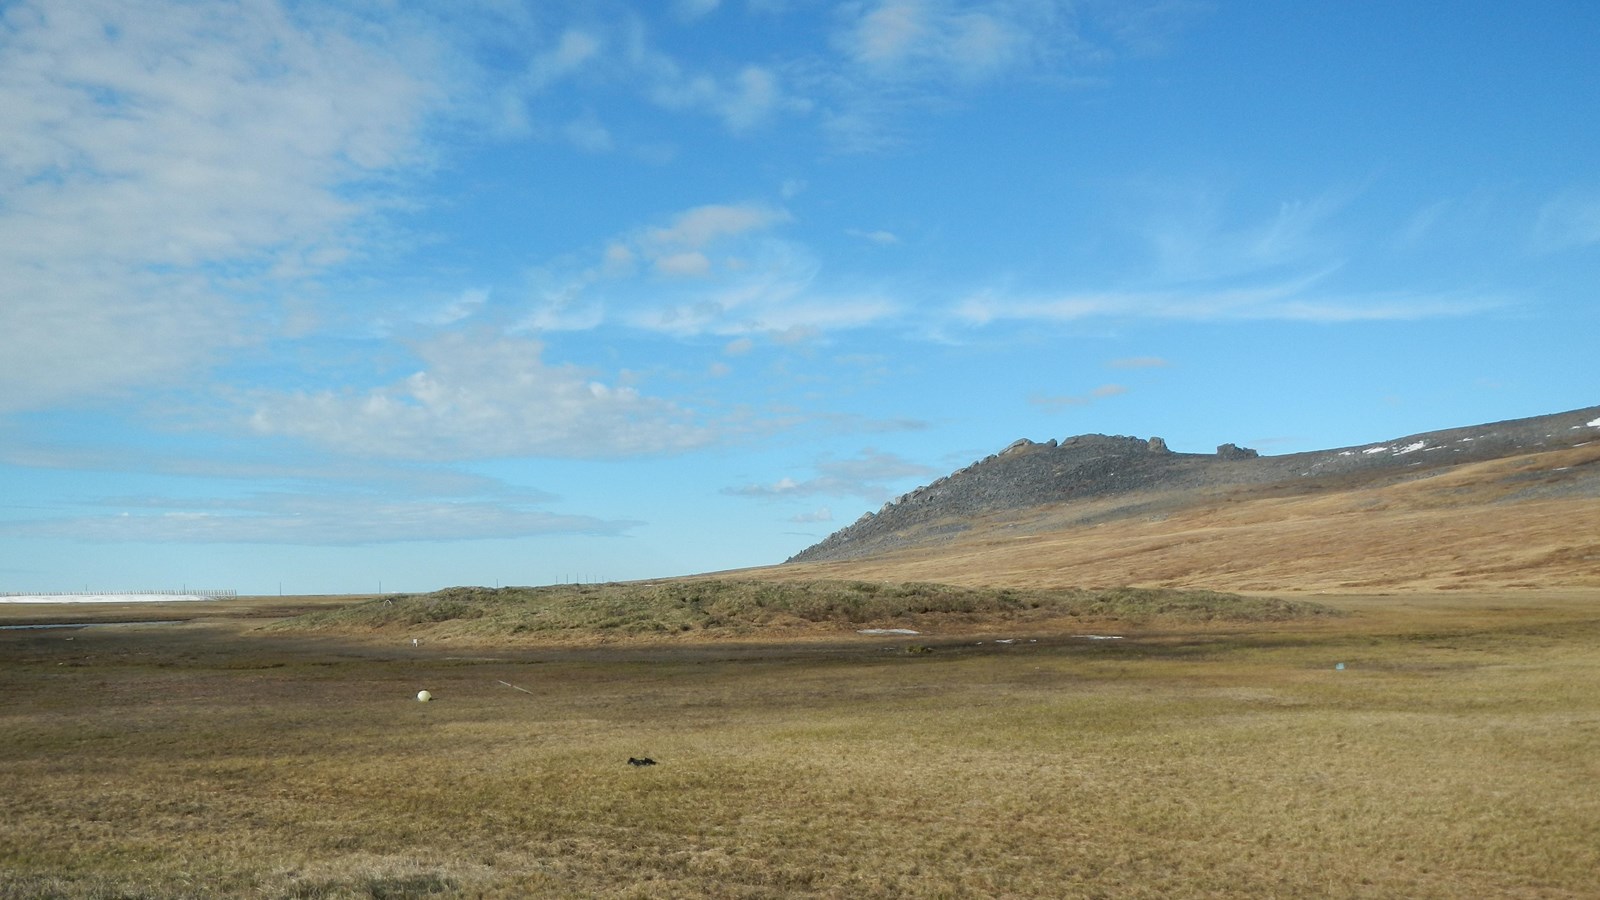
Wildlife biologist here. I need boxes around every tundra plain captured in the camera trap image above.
[4,416,1599,898]
[3,582,1599,898]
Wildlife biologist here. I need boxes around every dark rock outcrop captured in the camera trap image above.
[787,405,1600,565]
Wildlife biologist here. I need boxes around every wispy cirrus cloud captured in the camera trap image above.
[942,180,1511,329]
[816,0,1205,148]
[0,492,634,545]
[957,284,1502,326]
[1532,188,1600,253]
[0,0,451,413]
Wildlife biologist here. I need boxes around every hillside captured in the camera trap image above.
[777,405,1600,592]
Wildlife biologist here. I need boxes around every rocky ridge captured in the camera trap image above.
[788,405,1600,565]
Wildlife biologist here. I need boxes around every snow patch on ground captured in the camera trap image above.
[1362,446,1390,455]
[857,628,920,635]
[1396,441,1428,454]
[1588,417,1600,428]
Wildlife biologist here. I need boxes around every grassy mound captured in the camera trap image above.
[264,580,1341,639]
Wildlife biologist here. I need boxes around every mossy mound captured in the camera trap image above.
[264,580,1341,639]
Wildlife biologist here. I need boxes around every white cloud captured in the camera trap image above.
[561,112,615,152]
[831,0,1197,86]
[517,201,900,338]
[1533,190,1600,252]
[0,0,448,413]
[646,203,791,251]
[954,271,1500,326]
[847,228,902,245]
[655,251,715,277]
[418,288,491,327]
[839,0,1034,80]
[724,448,938,500]
[246,332,715,460]
[790,507,834,523]
[638,37,794,132]
[1030,384,1128,411]
[676,0,723,18]
[1107,356,1170,369]
[811,1,1208,150]
[1128,184,1353,284]
[527,29,604,90]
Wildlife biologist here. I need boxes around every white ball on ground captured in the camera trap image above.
[417,690,432,702]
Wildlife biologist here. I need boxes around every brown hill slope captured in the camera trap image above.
[771,406,1600,592]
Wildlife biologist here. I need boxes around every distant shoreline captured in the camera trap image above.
[0,594,222,604]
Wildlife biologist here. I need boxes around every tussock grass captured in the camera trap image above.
[264,580,1339,641]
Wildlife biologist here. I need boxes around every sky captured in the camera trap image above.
[1,0,1597,595]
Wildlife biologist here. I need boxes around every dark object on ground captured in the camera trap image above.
[628,757,657,766]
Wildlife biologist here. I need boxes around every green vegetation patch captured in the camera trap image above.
[265,580,1341,638]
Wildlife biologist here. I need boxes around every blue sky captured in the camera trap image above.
[2,0,1596,594]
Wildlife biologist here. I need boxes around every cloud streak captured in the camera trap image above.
[724,449,938,501]
[1,493,634,546]
[1029,384,1128,411]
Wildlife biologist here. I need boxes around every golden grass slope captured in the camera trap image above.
[764,443,1600,593]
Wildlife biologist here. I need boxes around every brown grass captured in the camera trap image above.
[4,589,1600,897]
[749,442,1600,594]
[758,488,1600,596]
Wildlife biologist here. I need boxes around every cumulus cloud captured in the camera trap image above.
[631,21,798,133]
[517,201,900,338]
[790,507,834,523]
[246,332,715,460]
[646,203,792,251]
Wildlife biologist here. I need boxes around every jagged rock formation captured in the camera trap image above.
[788,405,1600,566]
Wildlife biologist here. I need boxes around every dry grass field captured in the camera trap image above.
[4,584,1599,898]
